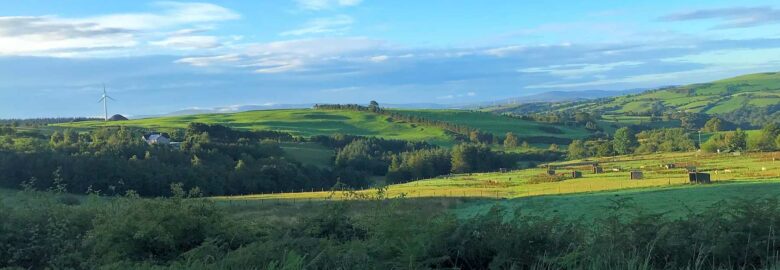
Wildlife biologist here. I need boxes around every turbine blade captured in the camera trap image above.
[107,96,116,101]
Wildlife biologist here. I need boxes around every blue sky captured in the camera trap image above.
[2,0,780,118]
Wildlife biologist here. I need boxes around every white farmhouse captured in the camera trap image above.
[142,133,171,145]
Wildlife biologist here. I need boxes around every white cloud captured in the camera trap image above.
[483,45,530,57]
[175,54,241,67]
[294,0,363,10]
[524,49,780,89]
[150,35,220,49]
[369,55,388,62]
[321,86,360,93]
[0,2,239,57]
[437,92,476,99]
[661,6,780,29]
[87,2,239,30]
[175,37,386,73]
[280,15,353,36]
[518,61,644,78]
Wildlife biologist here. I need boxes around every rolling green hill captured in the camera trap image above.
[391,109,590,140]
[58,109,453,145]
[494,72,780,126]
[56,108,591,146]
[592,72,780,115]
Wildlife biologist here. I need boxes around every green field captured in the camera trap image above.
[391,109,590,140]
[58,109,454,145]
[494,72,780,119]
[215,151,780,202]
[213,181,780,223]
[596,72,780,115]
[455,181,780,220]
[56,108,594,146]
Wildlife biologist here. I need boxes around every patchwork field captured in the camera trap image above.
[492,72,780,119]
[57,109,454,145]
[56,108,594,146]
[391,109,590,140]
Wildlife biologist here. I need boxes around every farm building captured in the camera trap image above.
[630,170,644,180]
[142,133,170,145]
[592,165,603,174]
[689,172,711,184]
[546,168,556,175]
[108,114,128,121]
[571,171,582,178]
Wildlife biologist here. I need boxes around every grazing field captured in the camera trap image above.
[390,109,590,140]
[583,72,780,115]
[55,108,595,146]
[56,109,454,145]
[455,181,780,220]
[215,151,780,201]
[493,72,780,119]
[213,182,780,223]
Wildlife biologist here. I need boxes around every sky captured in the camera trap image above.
[2,0,780,118]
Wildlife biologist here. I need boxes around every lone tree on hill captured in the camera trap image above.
[368,100,380,112]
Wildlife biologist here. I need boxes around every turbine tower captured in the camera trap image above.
[98,84,115,121]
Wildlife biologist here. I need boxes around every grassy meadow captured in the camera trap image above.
[216,151,780,201]
[57,109,454,145]
[391,109,590,140]
[493,72,780,119]
[581,72,780,115]
[55,108,595,147]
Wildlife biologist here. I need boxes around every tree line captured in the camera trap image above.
[314,102,575,145]
[566,123,780,160]
[0,117,101,127]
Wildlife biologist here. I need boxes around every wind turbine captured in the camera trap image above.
[98,84,115,121]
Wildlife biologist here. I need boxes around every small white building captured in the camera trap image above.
[142,133,170,145]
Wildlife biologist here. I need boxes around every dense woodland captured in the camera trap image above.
[0,121,548,196]
[0,123,334,196]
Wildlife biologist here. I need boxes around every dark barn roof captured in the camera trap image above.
[108,114,128,121]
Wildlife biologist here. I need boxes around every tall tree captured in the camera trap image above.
[754,123,779,151]
[612,127,636,155]
[503,132,518,148]
[724,128,747,152]
[567,140,586,160]
[702,117,722,132]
